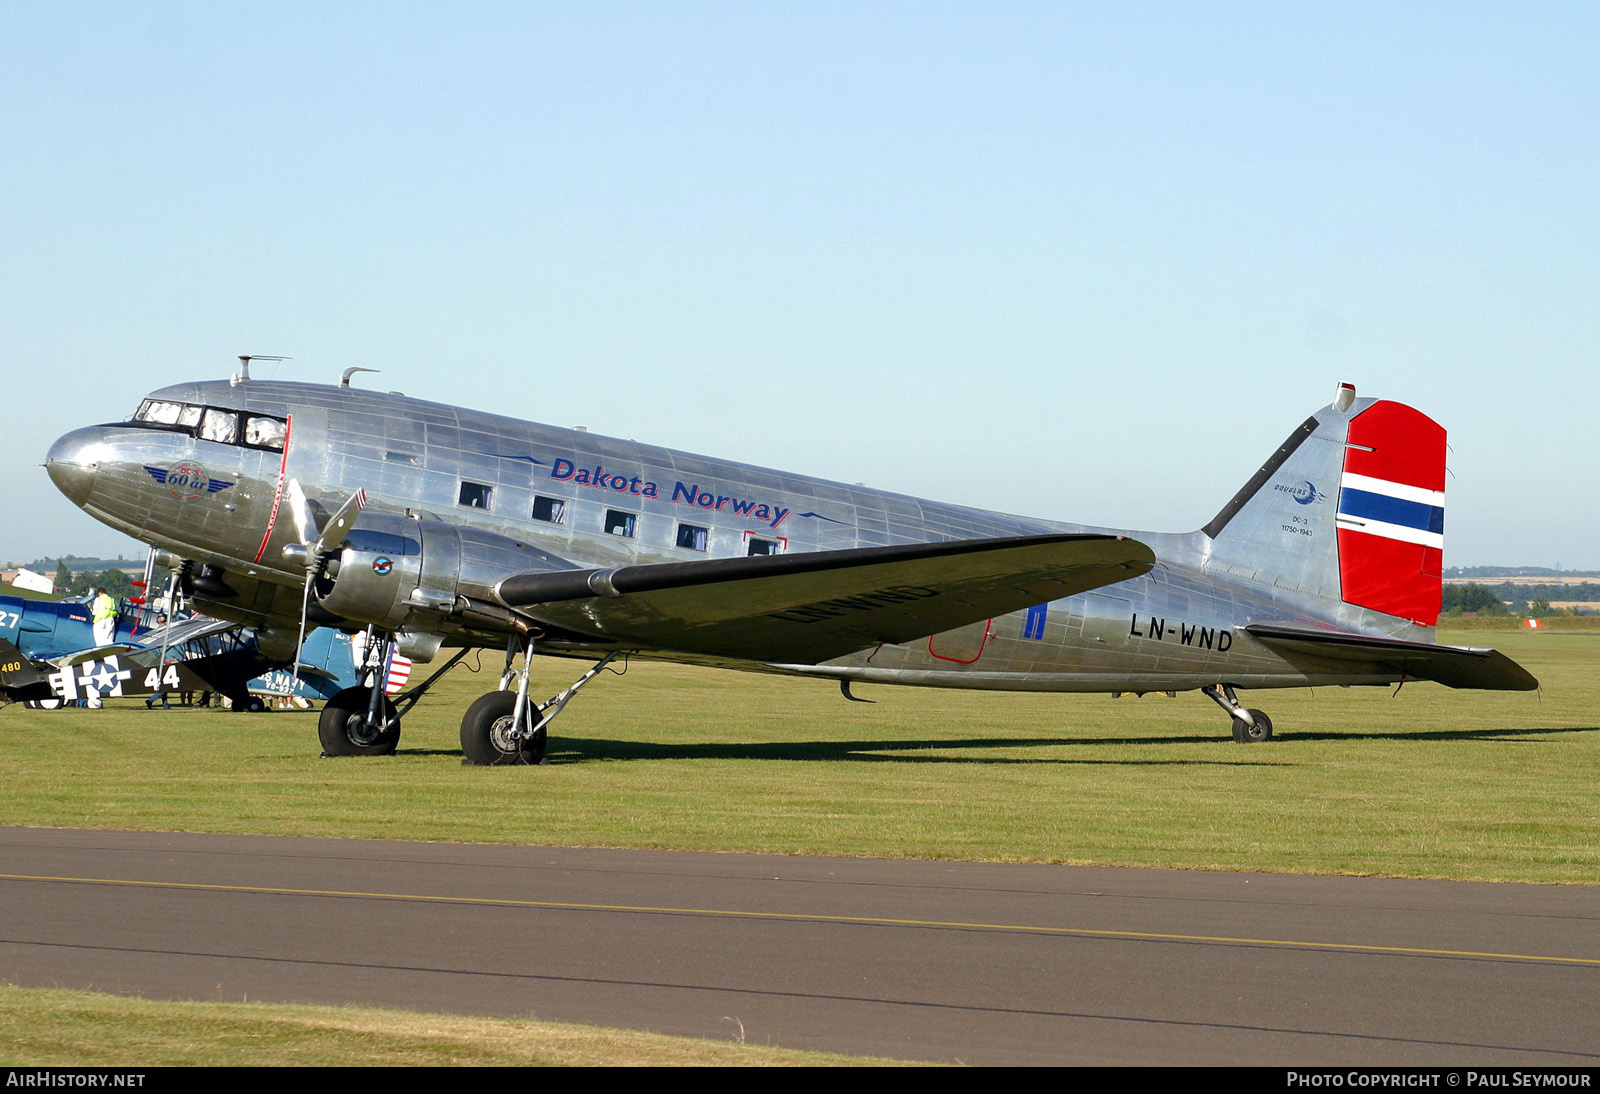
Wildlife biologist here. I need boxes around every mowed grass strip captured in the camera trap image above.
[0,983,910,1066]
[1,631,1595,882]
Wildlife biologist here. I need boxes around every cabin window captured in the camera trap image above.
[746,537,779,556]
[604,509,636,537]
[199,409,238,444]
[532,496,566,524]
[458,481,493,509]
[384,451,418,465]
[676,523,709,551]
[244,415,287,451]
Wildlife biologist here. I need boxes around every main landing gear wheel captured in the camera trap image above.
[460,690,547,766]
[318,686,400,757]
[1231,709,1273,743]
[24,698,64,710]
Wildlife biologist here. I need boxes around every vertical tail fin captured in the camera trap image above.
[1202,386,1445,628]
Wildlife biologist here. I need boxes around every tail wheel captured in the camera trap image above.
[461,690,547,766]
[1231,709,1274,743]
[317,686,400,756]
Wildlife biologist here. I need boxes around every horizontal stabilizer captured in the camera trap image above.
[1245,623,1538,691]
[0,637,53,691]
[497,534,1155,664]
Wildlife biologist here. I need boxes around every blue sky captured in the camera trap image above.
[3,2,1595,567]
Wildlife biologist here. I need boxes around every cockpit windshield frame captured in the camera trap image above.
[131,399,288,452]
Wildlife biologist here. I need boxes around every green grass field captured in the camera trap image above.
[0,984,911,1066]
[2,629,1595,882]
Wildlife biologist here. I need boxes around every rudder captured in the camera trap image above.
[1335,400,1445,626]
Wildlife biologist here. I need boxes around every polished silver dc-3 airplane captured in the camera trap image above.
[44,363,1535,763]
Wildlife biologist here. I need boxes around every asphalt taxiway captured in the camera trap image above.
[1,827,1595,1065]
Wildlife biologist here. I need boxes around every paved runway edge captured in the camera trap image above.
[2,827,1596,1065]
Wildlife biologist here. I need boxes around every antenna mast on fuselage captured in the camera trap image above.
[233,354,292,385]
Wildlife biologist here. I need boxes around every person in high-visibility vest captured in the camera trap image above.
[91,587,117,647]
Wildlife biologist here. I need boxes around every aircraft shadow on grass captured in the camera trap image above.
[1276,724,1600,745]
[537,735,1286,766]
[390,723,1599,766]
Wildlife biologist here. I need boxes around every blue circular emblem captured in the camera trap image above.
[165,461,210,503]
[372,556,393,576]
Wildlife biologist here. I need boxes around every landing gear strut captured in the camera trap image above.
[1201,683,1273,743]
[460,633,619,766]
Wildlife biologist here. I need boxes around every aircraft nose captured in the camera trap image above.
[46,427,108,506]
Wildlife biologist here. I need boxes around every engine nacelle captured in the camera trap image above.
[314,513,447,632]
[311,512,571,644]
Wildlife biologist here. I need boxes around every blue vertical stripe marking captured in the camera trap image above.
[1024,603,1048,641]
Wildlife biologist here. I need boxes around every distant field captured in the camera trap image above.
[0,584,60,603]
[1,629,1594,884]
[1432,614,1600,632]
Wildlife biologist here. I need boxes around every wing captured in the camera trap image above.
[138,614,242,647]
[496,533,1154,664]
[53,644,139,667]
[1244,622,1538,691]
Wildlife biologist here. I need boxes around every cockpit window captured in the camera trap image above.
[245,416,287,450]
[199,409,239,444]
[135,400,187,425]
[130,399,286,451]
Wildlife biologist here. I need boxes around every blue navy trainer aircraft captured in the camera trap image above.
[44,364,1535,763]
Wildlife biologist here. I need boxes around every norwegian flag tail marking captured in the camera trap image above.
[1335,401,1446,625]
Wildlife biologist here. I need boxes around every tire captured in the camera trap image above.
[25,698,64,710]
[317,686,400,756]
[1231,709,1274,743]
[460,690,546,766]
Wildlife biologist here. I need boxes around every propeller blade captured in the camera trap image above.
[156,565,181,677]
[290,570,314,697]
[288,486,365,697]
[286,479,316,550]
[314,488,367,557]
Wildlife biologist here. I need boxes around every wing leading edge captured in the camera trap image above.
[1245,623,1539,691]
[495,533,1155,664]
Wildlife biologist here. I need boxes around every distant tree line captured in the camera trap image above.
[62,567,141,599]
[1474,582,1600,602]
[1441,583,1596,618]
[1445,566,1600,579]
[1441,584,1510,615]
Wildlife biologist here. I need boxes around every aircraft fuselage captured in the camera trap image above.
[46,377,1444,695]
